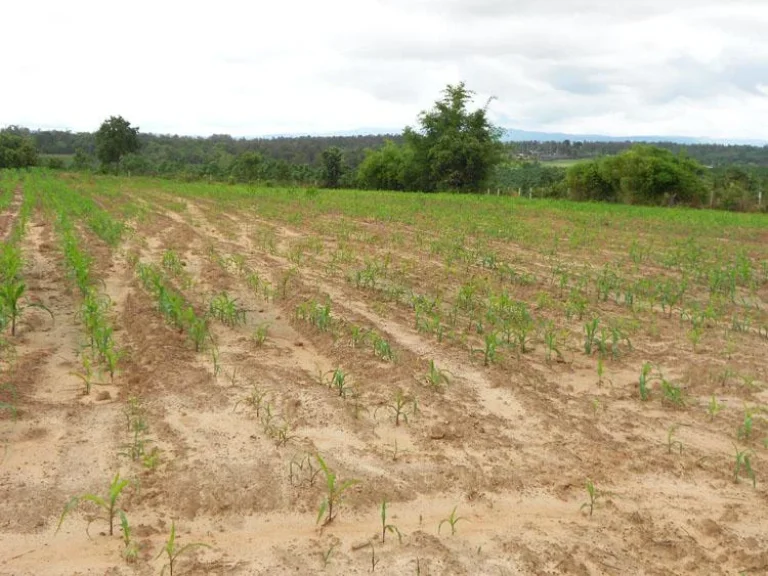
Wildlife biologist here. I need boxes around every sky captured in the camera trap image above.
[1,0,767,140]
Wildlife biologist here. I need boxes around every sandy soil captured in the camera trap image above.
[1,183,767,575]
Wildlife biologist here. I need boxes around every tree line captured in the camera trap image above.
[1,82,766,211]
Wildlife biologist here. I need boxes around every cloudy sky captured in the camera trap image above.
[2,0,767,139]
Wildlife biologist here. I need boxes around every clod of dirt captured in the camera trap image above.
[96,391,111,401]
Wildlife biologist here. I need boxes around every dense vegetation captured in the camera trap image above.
[2,81,767,210]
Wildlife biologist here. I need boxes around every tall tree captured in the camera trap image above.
[321,146,345,188]
[95,116,140,173]
[404,82,504,192]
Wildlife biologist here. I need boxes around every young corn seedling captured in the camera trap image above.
[327,368,352,398]
[738,406,759,441]
[707,395,724,420]
[660,378,685,408]
[252,323,269,346]
[666,424,684,455]
[208,292,246,327]
[438,506,465,536]
[380,498,403,543]
[316,453,360,526]
[156,521,211,576]
[638,362,653,401]
[372,334,394,362]
[57,473,131,537]
[376,390,418,427]
[580,479,602,517]
[233,384,269,416]
[0,279,54,336]
[473,331,499,366]
[584,318,599,356]
[119,511,139,563]
[369,541,380,572]
[424,360,450,389]
[733,446,756,487]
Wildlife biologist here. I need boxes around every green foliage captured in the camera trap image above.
[315,453,359,526]
[358,140,412,191]
[438,506,465,535]
[156,521,211,576]
[0,131,38,168]
[566,145,708,206]
[57,473,131,537]
[321,147,346,189]
[95,115,140,172]
[580,479,603,517]
[403,82,504,192]
[380,498,403,544]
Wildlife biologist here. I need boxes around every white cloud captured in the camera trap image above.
[0,0,766,139]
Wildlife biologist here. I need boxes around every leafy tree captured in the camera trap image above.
[321,147,345,188]
[358,140,412,190]
[95,116,140,173]
[403,82,504,192]
[72,148,94,171]
[229,151,264,183]
[0,131,38,168]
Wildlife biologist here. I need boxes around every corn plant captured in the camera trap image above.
[438,506,465,535]
[380,498,403,543]
[156,521,211,576]
[666,424,684,455]
[424,360,450,389]
[57,473,131,537]
[376,390,418,427]
[580,479,602,517]
[638,362,653,401]
[208,292,246,327]
[327,368,352,398]
[316,453,359,526]
[738,406,759,441]
[473,331,499,366]
[372,333,394,361]
[733,446,756,487]
[660,378,685,408]
[584,318,599,355]
[252,323,269,346]
[0,279,54,336]
[707,395,724,420]
[161,249,185,276]
[119,511,139,563]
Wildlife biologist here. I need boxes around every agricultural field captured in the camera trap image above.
[1,169,768,575]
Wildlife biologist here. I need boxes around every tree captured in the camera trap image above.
[229,152,264,183]
[321,147,345,188]
[403,82,504,192]
[0,131,38,169]
[357,140,412,190]
[95,116,140,173]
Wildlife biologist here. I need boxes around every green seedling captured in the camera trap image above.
[208,292,246,327]
[376,390,417,427]
[0,279,54,336]
[733,446,756,487]
[316,453,359,526]
[327,368,352,397]
[156,521,211,576]
[660,378,685,407]
[424,360,450,389]
[380,498,403,543]
[738,406,758,441]
[584,317,599,355]
[322,544,336,568]
[57,473,131,537]
[252,323,269,346]
[372,334,394,361]
[638,362,653,401]
[234,384,269,416]
[473,331,499,366]
[438,506,465,536]
[707,395,724,420]
[350,324,369,348]
[666,424,684,455]
[119,511,139,563]
[580,479,602,517]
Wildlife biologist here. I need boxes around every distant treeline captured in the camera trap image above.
[1,125,767,211]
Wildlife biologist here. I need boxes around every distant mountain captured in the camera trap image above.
[257,127,767,146]
[501,128,767,146]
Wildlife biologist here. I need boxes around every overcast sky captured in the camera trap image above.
[1,0,767,139]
